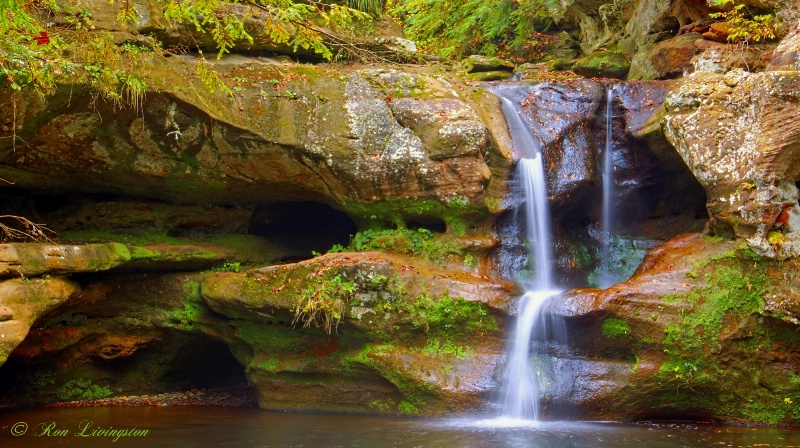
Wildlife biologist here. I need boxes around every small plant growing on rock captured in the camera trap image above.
[709,0,777,43]
[293,274,356,335]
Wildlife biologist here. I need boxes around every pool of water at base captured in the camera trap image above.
[1,407,800,448]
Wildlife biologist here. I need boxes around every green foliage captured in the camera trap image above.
[657,359,703,391]
[392,0,561,59]
[197,55,233,96]
[166,281,210,330]
[212,261,242,272]
[257,357,281,372]
[601,318,631,339]
[293,274,356,335]
[404,292,497,335]
[421,337,473,359]
[463,254,476,268]
[709,0,777,43]
[0,3,152,106]
[56,378,113,402]
[154,0,371,60]
[349,0,384,16]
[398,400,420,413]
[335,227,462,263]
[1,0,372,101]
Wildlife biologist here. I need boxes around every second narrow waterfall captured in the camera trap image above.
[600,86,615,289]
[492,85,562,421]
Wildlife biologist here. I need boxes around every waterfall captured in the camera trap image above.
[600,86,615,289]
[492,85,561,421]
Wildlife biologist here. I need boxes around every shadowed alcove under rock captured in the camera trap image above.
[248,202,358,261]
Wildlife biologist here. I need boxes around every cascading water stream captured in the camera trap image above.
[492,85,561,421]
[600,86,615,289]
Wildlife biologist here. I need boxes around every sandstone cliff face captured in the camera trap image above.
[0,59,508,223]
[2,3,800,425]
[0,246,511,415]
[0,52,518,414]
[663,68,800,259]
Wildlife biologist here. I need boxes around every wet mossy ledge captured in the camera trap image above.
[0,242,511,415]
[551,234,800,425]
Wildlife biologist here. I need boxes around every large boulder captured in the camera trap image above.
[628,33,699,80]
[663,69,800,259]
[0,58,509,228]
[546,233,800,424]
[460,55,515,73]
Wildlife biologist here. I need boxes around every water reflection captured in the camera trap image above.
[1,407,800,448]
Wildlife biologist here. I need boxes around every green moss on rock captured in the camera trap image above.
[646,246,800,424]
[573,51,630,79]
[602,318,632,338]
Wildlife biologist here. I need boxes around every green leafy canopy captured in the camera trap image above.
[1,0,373,102]
[392,0,561,59]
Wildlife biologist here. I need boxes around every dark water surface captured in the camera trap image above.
[1,407,800,447]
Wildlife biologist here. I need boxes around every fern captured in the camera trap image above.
[348,0,384,16]
[394,0,560,59]
[197,55,233,96]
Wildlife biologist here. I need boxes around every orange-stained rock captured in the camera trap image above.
[0,277,79,365]
[543,233,800,424]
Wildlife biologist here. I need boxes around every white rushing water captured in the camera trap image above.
[493,85,561,421]
[600,86,615,289]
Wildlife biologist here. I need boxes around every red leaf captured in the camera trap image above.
[35,31,50,45]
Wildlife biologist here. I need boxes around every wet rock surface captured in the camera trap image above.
[0,249,511,416]
[545,233,800,424]
[490,79,706,286]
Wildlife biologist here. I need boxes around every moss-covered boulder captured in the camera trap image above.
[460,55,514,73]
[573,51,631,79]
